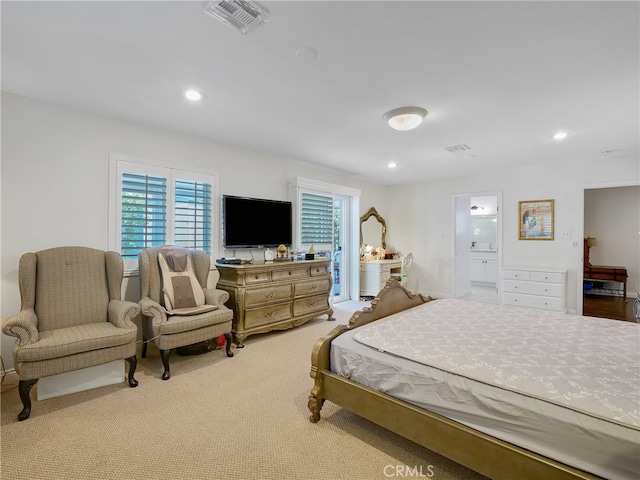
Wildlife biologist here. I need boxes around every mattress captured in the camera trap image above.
[330,298,640,479]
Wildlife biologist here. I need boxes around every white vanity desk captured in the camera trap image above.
[359,259,402,297]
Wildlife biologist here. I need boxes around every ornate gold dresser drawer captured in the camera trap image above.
[216,259,334,347]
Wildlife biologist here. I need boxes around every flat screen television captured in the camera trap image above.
[222,195,293,249]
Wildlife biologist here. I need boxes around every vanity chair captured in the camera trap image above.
[2,246,140,421]
[391,253,413,288]
[138,246,234,380]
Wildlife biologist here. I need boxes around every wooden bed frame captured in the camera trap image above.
[308,279,600,480]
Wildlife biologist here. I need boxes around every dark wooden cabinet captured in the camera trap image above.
[583,238,628,298]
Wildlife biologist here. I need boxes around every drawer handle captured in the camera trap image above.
[308,302,316,307]
[309,285,317,291]
[263,311,275,317]
[514,286,518,289]
[265,292,276,298]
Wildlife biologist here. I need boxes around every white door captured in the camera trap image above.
[454,196,472,297]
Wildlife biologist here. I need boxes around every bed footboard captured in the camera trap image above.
[308,279,431,422]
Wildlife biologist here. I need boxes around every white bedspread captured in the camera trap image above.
[341,298,640,478]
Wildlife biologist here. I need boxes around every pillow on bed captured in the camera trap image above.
[158,247,217,316]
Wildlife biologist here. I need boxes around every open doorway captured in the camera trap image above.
[453,192,502,303]
[580,183,639,321]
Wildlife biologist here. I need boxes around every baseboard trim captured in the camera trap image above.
[2,368,19,385]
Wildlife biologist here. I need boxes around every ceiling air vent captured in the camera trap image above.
[445,144,472,154]
[203,0,271,35]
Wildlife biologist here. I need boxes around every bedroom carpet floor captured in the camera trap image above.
[1,300,487,480]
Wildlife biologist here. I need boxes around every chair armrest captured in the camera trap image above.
[108,300,141,328]
[2,309,39,345]
[139,297,167,324]
[204,288,229,307]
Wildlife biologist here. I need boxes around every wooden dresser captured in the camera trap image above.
[216,259,334,347]
[583,238,628,298]
[502,266,567,312]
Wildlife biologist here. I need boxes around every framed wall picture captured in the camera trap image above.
[518,199,554,240]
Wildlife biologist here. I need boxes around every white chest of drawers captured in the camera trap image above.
[502,266,567,312]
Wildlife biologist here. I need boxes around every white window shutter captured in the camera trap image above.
[174,178,212,254]
[300,192,333,247]
[120,172,167,259]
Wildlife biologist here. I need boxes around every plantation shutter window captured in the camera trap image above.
[121,173,167,260]
[300,193,333,247]
[174,179,212,253]
[110,156,219,270]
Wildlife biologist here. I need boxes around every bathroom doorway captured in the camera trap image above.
[453,192,502,303]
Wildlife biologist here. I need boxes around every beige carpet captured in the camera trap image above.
[1,301,485,480]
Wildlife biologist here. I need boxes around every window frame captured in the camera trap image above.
[109,154,220,275]
[289,177,361,301]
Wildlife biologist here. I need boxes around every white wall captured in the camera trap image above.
[0,92,386,369]
[385,159,640,313]
[3,92,638,371]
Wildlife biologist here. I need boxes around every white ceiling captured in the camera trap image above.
[2,1,638,186]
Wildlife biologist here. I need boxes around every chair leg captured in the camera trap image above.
[160,349,172,380]
[125,355,138,387]
[224,332,234,357]
[18,379,38,421]
[141,337,148,358]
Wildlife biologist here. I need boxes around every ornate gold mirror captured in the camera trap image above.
[360,207,387,249]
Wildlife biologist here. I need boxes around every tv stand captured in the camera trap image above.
[215,259,334,347]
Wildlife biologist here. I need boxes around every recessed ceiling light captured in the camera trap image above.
[295,47,317,61]
[553,132,568,140]
[184,90,202,101]
[388,162,397,169]
[383,107,428,131]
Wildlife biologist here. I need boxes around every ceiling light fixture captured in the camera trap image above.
[553,132,569,140]
[295,47,318,61]
[383,106,428,131]
[388,162,397,169]
[184,89,202,101]
[203,0,271,35]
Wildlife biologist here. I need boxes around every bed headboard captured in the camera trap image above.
[348,279,433,329]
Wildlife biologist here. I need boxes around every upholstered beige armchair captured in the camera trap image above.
[2,246,140,421]
[138,246,234,380]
